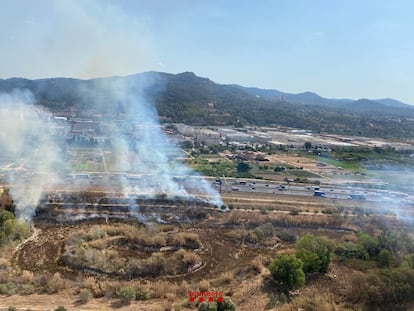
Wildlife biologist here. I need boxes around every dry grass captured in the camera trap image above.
[180,250,201,267]
[0,257,10,269]
[147,280,178,299]
[19,270,34,283]
[198,279,210,292]
[215,271,233,286]
[47,272,67,294]
[81,276,105,298]
[249,255,265,274]
[278,294,347,311]
[0,270,12,283]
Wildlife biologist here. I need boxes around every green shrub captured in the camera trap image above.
[217,297,236,310]
[268,254,305,292]
[223,230,244,241]
[0,282,16,295]
[296,234,330,274]
[377,249,391,268]
[198,302,217,311]
[358,233,379,257]
[20,284,35,295]
[119,286,136,304]
[335,241,368,260]
[277,231,297,243]
[136,289,150,300]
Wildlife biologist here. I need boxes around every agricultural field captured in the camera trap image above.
[68,147,107,172]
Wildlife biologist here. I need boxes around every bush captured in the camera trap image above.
[358,233,379,257]
[142,253,167,277]
[245,231,259,244]
[119,286,136,304]
[289,209,300,215]
[403,254,414,268]
[268,254,305,292]
[198,297,236,311]
[360,267,414,309]
[20,270,34,283]
[277,231,297,243]
[2,219,30,241]
[254,223,275,239]
[335,241,368,260]
[20,284,35,295]
[54,307,67,311]
[217,297,236,311]
[296,234,330,274]
[223,230,244,241]
[198,302,216,311]
[0,282,15,295]
[47,272,66,293]
[377,249,391,268]
[79,288,93,303]
[135,289,150,300]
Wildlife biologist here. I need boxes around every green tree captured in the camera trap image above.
[0,210,14,226]
[304,142,312,151]
[236,162,250,173]
[377,249,391,268]
[402,254,414,268]
[268,254,305,291]
[296,234,330,274]
[358,233,379,257]
[274,166,285,172]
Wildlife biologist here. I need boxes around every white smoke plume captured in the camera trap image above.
[0,90,63,219]
[87,76,223,207]
[0,0,223,220]
[0,66,223,220]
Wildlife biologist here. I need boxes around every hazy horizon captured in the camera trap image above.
[1,0,414,104]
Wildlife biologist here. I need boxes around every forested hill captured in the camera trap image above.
[1,71,414,139]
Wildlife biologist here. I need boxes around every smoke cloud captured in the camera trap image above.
[0,0,222,220]
[0,78,223,220]
[0,90,63,219]
[87,76,223,206]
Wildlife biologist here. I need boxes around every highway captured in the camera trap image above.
[0,166,412,205]
[212,177,412,203]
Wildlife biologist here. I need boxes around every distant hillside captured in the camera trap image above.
[235,84,412,111]
[373,98,410,108]
[1,71,414,139]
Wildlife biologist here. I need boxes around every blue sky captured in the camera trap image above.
[1,0,414,103]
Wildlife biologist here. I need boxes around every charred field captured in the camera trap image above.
[34,192,220,224]
[17,192,257,281]
[3,188,414,311]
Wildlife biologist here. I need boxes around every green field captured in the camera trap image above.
[309,155,364,171]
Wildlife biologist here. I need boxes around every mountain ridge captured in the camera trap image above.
[1,71,414,139]
[1,71,410,108]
